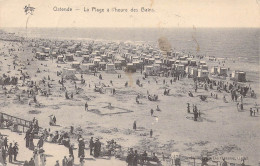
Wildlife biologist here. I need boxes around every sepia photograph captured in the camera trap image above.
[0,0,259,165]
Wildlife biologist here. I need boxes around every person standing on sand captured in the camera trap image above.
[89,137,94,155]
[133,150,138,166]
[8,143,13,163]
[55,160,60,166]
[1,146,7,164]
[62,156,68,166]
[94,138,101,158]
[187,103,190,113]
[29,134,35,150]
[78,138,85,158]
[67,155,73,166]
[250,108,253,116]
[13,142,19,161]
[69,145,74,159]
[150,109,154,116]
[133,121,137,130]
[4,137,8,150]
[37,136,44,148]
[150,129,153,138]
[85,102,88,111]
[126,148,134,166]
[53,116,56,125]
[29,157,35,166]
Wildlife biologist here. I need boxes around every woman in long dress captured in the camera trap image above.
[29,134,35,150]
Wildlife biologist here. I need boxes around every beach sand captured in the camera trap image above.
[0,37,259,166]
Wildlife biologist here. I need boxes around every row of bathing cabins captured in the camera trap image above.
[31,40,246,82]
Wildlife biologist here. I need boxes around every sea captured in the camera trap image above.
[2,27,260,85]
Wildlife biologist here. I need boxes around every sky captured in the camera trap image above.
[0,0,259,28]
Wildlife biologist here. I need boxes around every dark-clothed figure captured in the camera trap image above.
[85,102,88,111]
[29,158,35,166]
[133,150,138,166]
[89,137,94,155]
[67,155,73,166]
[4,137,8,150]
[1,146,7,164]
[25,129,30,148]
[133,121,137,130]
[250,108,253,116]
[13,143,19,161]
[94,139,101,158]
[62,156,68,166]
[126,148,134,166]
[37,136,44,148]
[8,143,13,163]
[150,129,153,137]
[187,103,190,113]
[78,138,85,158]
[69,145,74,159]
[29,134,34,150]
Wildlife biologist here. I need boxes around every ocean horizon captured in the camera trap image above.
[2,27,259,63]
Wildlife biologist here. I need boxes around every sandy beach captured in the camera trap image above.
[0,30,259,166]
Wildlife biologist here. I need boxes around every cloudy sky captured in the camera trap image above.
[0,0,259,28]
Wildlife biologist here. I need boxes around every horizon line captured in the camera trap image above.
[1,27,260,29]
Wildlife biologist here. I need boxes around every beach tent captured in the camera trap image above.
[189,60,197,66]
[201,65,208,70]
[75,51,82,57]
[133,61,141,69]
[191,68,198,77]
[62,68,76,78]
[144,66,154,75]
[37,53,47,60]
[99,62,106,70]
[199,61,207,66]
[155,60,162,67]
[125,63,136,72]
[106,64,115,72]
[65,54,74,62]
[148,58,155,65]
[185,66,192,74]
[180,60,189,66]
[211,66,218,74]
[153,64,161,73]
[176,64,185,71]
[114,61,122,69]
[43,47,50,53]
[35,52,41,58]
[82,55,90,62]
[232,71,246,82]
[179,56,187,60]
[169,59,176,65]
[132,57,139,62]
[57,55,64,63]
[218,67,228,76]
[101,54,108,61]
[71,61,80,69]
[81,63,94,72]
[175,60,181,64]
[51,52,57,58]
[198,69,209,78]
[93,59,101,66]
